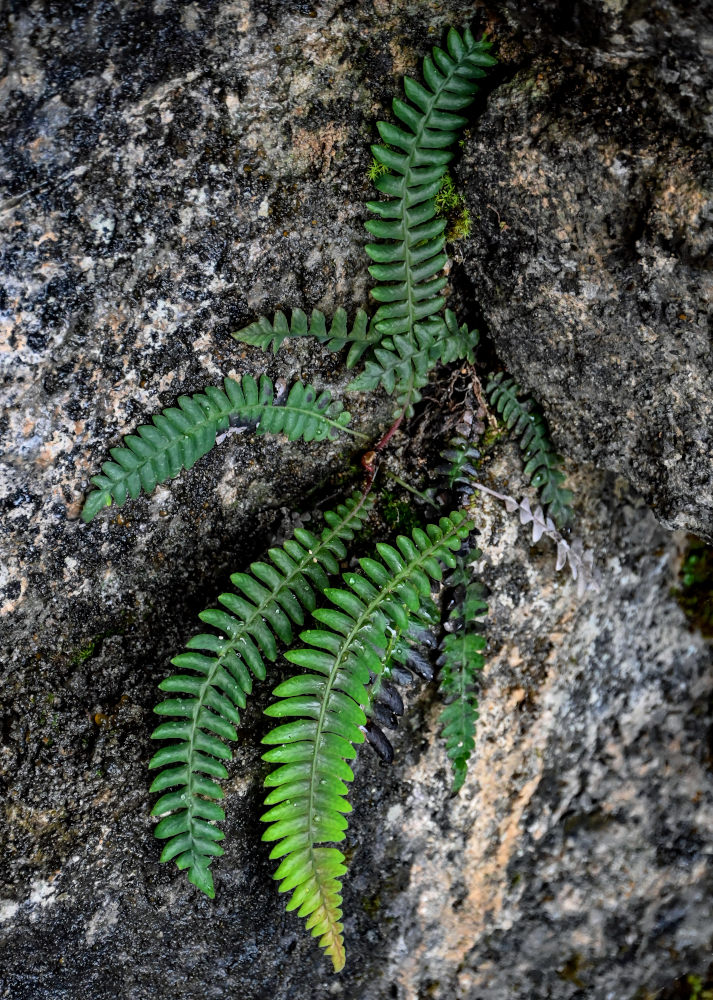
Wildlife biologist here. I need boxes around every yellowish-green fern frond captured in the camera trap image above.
[261,512,473,970]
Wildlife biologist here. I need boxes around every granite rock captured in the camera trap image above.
[459,0,713,540]
[1,2,712,999]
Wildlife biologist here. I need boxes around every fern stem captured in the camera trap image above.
[384,470,439,509]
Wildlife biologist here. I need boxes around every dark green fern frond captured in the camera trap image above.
[148,491,374,899]
[347,318,442,416]
[358,26,495,411]
[441,432,481,497]
[486,373,574,527]
[437,553,487,794]
[82,375,361,522]
[435,309,479,366]
[363,604,439,763]
[261,512,473,971]
[233,307,379,368]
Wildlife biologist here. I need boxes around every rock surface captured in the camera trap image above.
[460,0,713,541]
[1,2,712,999]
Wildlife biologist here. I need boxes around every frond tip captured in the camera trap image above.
[261,512,474,971]
[82,375,359,521]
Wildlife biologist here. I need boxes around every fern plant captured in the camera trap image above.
[82,375,362,522]
[233,307,380,369]
[354,27,496,416]
[80,19,589,975]
[437,552,488,793]
[261,512,472,970]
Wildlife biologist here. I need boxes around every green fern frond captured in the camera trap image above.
[435,309,479,366]
[486,373,574,527]
[82,375,361,522]
[437,553,487,793]
[232,307,380,369]
[261,512,473,970]
[358,26,495,411]
[347,318,441,416]
[148,491,374,899]
[441,432,481,495]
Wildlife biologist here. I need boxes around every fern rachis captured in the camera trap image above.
[261,513,473,970]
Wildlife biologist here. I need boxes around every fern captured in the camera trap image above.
[436,309,479,366]
[364,607,439,763]
[82,375,361,522]
[486,373,574,527]
[148,491,373,898]
[354,27,496,412]
[347,318,441,413]
[437,553,487,794]
[233,307,380,369]
[348,310,479,413]
[260,512,473,970]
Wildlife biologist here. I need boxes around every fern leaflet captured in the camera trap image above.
[148,491,374,898]
[355,27,495,412]
[261,512,473,971]
[233,307,380,369]
[486,373,573,527]
[437,553,487,793]
[82,375,361,521]
[436,309,479,366]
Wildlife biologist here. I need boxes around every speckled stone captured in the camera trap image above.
[1,3,712,999]
[459,0,713,541]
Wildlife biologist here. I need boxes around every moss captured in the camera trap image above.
[367,156,388,183]
[434,172,472,242]
[655,969,713,999]
[69,639,97,666]
[380,489,421,534]
[673,538,713,638]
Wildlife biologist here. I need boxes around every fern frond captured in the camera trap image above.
[233,308,380,368]
[347,318,441,416]
[82,375,361,521]
[148,491,374,898]
[363,605,439,763]
[441,433,481,497]
[437,553,487,794]
[436,309,479,366]
[486,373,574,527]
[357,27,495,410]
[261,512,473,970]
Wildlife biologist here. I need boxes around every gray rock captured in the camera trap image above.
[458,0,713,541]
[1,2,712,999]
